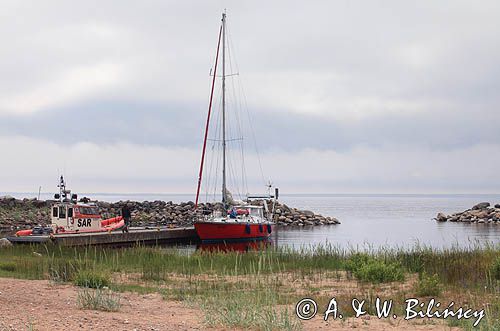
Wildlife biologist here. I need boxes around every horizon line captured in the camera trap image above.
[2,191,500,196]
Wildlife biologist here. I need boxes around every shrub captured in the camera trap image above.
[0,262,16,272]
[76,288,121,311]
[344,253,372,272]
[354,260,405,283]
[74,270,110,289]
[416,272,442,296]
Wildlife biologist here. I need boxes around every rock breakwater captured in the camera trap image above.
[0,195,340,230]
[435,202,500,224]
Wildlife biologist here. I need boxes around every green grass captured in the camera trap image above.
[0,242,499,286]
[74,270,110,288]
[447,300,500,331]
[1,242,499,330]
[491,257,500,281]
[159,273,300,330]
[201,289,300,331]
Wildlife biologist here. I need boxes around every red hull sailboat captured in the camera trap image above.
[195,221,274,241]
[193,12,277,242]
[194,205,275,241]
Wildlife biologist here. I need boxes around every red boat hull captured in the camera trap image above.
[194,222,273,241]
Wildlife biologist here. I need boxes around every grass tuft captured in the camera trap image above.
[76,288,121,311]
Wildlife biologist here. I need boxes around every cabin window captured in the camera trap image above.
[52,207,58,217]
[79,207,99,215]
[68,208,73,218]
[249,208,263,217]
[59,206,66,219]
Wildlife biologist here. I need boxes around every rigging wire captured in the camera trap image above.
[225,22,249,198]
[226,20,267,191]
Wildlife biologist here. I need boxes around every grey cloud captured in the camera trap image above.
[1,97,500,152]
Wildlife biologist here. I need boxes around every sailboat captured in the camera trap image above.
[193,12,277,242]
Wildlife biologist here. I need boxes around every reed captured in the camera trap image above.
[0,242,499,283]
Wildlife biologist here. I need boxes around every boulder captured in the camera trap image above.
[436,212,448,222]
[472,202,490,210]
[0,238,13,248]
[470,210,489,219]
[302,210,315,217]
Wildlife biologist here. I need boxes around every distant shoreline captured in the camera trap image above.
[3,192,500,199]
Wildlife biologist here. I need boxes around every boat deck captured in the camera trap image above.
[7,226,199,246]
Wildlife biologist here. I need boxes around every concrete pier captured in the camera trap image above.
[7,226,199,246]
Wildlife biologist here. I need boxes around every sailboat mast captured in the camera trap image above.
[221,12,227,208]
[194,23,222,208]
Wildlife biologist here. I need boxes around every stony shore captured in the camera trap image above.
[435,202,500,223]
[0,196,340,230]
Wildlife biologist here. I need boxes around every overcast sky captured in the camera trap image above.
[1,1,500,195]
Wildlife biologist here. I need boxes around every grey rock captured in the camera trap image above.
[472,202,490,210]
[0,238,13,248]
[436,212,448,222]
[302,210,315,217]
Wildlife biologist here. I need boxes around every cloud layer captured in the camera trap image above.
[1,1,500,193]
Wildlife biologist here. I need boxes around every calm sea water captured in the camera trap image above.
[3,193,500,250]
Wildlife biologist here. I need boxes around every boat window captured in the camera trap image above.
[79,206,99,215]
[249,208,262,217]
[52,207,58,217]
[59,206,66,219]
[68,208,73,218]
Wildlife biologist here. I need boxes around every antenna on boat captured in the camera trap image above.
[56,175,71,202]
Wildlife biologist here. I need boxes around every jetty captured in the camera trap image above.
[7,226,198,246]
[0,196,341,230]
